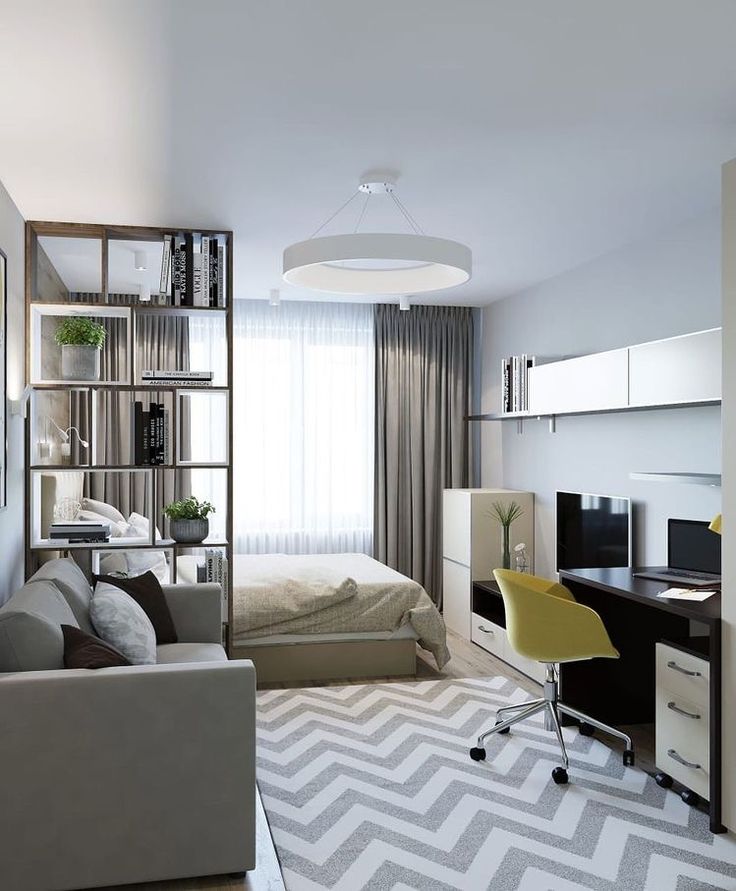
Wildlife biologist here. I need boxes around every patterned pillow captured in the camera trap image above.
[90,582,156,665]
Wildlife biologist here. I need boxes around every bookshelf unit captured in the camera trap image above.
[25,221,235,648]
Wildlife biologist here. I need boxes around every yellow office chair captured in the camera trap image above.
[469,569,634,785]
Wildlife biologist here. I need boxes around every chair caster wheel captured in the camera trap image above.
[623,749,635,767]
[681,788,700,807]
[469,747,486,762]
[552,767,568,785]
[495,720,510,735]
[578,721,595,737]
[655,772,673,789]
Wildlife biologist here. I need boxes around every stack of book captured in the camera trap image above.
[164,233,228,307]
[195,548,229,622]
[501,355,535,413]
[132,401,170,465]
[49,521,111,543]
[140,370,213,388]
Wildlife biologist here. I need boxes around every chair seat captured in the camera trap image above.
[156,643,227,664]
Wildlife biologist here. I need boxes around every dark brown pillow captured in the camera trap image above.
[62,624,131,669]
[93,571,178,644]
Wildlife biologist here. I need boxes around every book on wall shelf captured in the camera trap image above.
[169,232,227,308]
[132,401,170,465]
[141,370,213,388]
[501,354,535,413]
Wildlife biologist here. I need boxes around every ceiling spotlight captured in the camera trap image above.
[269,288,281,307]
[283,176,472,296]
[134,250,147,272]
[399,295,411,311]
[139,283,151,302]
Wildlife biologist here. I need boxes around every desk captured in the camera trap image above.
[559,568,722,833]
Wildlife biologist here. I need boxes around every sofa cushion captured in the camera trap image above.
[94,571,178,644]
[90,583,157,665]
[27,558,95,634]
[62,624,131,669]
[0,610,65,671]
[156,643,227,664]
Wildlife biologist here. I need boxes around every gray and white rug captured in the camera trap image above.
[256,677,736,890]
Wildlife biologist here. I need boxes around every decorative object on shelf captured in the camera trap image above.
[53,497,81,522]
[514,542,529,574]
[501,354,535,414]
[54,316,107,381]
[163,496,215,544]
[709,514,722,535]
[40,416,89,459]
[283,176,471,296]
[489,501,524,570]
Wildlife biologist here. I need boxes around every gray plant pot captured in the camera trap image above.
[169,518,209,544]
[61,344,100,381]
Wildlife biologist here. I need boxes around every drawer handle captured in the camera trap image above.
[667,748,702,770]
[477,625,495,634]
[667,701,701,720]
[667,660,702,678]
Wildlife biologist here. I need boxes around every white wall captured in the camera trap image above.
[0,179,26,603]
[480,210,722,577]
[721,159,736,830]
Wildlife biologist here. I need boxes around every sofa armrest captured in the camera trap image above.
[0,659,256,890]
[162,582,222,642]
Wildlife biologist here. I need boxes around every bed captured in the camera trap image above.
[230,553,450,682]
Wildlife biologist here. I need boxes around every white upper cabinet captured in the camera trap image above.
[528,348,629,415]
[628,329,721,407]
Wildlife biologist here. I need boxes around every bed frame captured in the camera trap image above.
[231,637,418,684]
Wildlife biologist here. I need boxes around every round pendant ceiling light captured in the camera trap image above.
[283,179,471,296]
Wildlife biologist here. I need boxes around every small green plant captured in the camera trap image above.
[489,501,524,528]
[163,496,215,521]
[54,316,107,349]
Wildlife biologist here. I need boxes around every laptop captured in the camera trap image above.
[633,518,722,587]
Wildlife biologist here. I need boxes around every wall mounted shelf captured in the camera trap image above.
[629,472,722,487]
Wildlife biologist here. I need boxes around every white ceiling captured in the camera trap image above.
[1,0,735,306]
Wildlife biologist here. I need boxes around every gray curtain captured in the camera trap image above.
[374,304,473,607]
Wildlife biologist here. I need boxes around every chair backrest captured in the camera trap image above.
[493,569,619,663]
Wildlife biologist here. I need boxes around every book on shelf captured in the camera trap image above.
[132,400,170,465]
[204,547,229,622]
[167,232,227,307]
[49,521,111,543]
[501,354,535,414]
[142,370,212,379]
[141,379,212,388]
[160,236,172,297]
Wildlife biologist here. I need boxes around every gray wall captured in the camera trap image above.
[0,180,26,603]
[480,210,722,577]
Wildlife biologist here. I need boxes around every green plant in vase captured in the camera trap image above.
[489,501,524,570]
[163,496,216,544]
[54,316,107,381]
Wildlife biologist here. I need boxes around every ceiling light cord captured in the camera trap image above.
[391,192,425,235]
[309,189,361,239]
[353,192,371,234]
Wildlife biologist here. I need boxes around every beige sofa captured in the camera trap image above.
[0,558,256,891]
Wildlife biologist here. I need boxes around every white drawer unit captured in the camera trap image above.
[471,612,546,684]
[655,643,711,801]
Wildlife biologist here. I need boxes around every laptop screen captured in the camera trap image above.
[668,519,721,574]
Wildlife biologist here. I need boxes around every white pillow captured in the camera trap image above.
[125,549,170,583]
[76,509,129,538]
[90,582,156,665]
[127,512,150,539]
[81,498,126,525]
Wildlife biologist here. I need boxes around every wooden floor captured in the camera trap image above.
[103,630,655,891]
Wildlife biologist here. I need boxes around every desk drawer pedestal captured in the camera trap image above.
[471,613,545,684]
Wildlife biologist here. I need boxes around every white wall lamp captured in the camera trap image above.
[399,295,411,311]
[40,417,89,458]
[134,250,147,272]
[10,385,32,418]
[283,177,472,296]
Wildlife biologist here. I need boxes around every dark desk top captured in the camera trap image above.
[559,567,721,625]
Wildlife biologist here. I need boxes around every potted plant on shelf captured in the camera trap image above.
[54,317,107,381]
[489,501,524,571]
[163,496,215,544]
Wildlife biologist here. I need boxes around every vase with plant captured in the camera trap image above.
[54,316,107,381]
[163,496,215,544]
[489,501,524,570]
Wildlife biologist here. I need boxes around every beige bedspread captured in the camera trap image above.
[233,554,450,668]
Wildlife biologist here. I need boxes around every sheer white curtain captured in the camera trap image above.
[232,299,374,554]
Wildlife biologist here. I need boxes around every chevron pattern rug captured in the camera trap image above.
[256,677,736,890]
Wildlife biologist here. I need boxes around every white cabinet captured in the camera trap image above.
[629,329,721,407]
[443,559,472,638]
[655,643,710,800]
[528,348,629,416]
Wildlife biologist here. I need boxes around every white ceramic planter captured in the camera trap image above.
[61,344,100,381]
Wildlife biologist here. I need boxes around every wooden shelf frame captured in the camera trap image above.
[24,220,235,649]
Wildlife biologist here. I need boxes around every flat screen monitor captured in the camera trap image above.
[668,519,721,574]
[556,491,632,571]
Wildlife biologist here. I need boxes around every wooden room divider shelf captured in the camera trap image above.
[25,221,235,650]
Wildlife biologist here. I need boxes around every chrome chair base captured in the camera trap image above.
[469,664,635,783]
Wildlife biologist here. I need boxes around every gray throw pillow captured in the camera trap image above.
[0,610,64,672]
[90,582,156,665]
